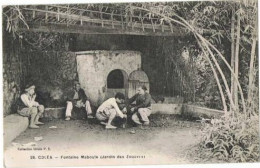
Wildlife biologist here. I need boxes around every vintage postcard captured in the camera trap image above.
[2,0,259,167]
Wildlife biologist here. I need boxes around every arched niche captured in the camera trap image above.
[106,69,128,99]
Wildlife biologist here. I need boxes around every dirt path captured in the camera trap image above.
[4,116,202,167]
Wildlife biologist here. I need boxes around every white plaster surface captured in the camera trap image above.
[76,50,141,106]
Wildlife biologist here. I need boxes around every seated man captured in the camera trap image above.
[96,92,127,129]
[17,84,45,129]
[128,85,152,126]
[65,81,93,121]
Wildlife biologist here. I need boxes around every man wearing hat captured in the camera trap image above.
[65,81,94,121]
[17,84,45,129]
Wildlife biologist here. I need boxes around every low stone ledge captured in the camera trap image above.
[151,104,182,115]
[4,114,29,147]
[43,104,182,120]
[182,104,224,118]
[43,107,65,119]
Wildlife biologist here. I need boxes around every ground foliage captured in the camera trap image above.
[149,114,200,128]
[190,114,259,163]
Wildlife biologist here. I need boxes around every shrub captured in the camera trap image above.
[199,114,259,162]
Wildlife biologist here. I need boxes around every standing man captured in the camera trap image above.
[17,84,45,129]
[65,81,93,121]
[128,85,152,126]
[96,92,127,129]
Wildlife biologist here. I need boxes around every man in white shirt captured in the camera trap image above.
[17,84,45,129]
[96,92,127,129]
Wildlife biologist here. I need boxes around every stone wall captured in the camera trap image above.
[3,34,24,116]
[21,51,77,107]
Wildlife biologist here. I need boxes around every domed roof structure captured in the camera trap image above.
[129,70,149,82]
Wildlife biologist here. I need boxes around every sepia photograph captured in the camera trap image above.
[2,0,259,167]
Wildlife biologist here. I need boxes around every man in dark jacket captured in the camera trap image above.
[128,85,152,126]
[65,81,93,121]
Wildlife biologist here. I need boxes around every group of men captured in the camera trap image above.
[17,82,152,129]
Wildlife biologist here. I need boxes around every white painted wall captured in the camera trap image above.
[76,50,141,106]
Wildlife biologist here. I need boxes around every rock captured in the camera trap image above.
[129,130,136,134]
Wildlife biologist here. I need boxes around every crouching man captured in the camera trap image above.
[17,84,45,129]
[96,92,127,129]
[128,85,152,126]
[65,81,93,121]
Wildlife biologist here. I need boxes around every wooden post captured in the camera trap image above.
[45,6,48,23]
[169,22,173,33]
[151,19,155,32]
[192,57,196,102]
[100,7,104,27]
[80,11,84,26]
[161,22,164,32]
[57,7,60,21]
[111,11,114,28]
[32,10,35,19]
[130,15,133,30]
[67,6,71,27]
[129,3,133,30]
[172,71,175,97]
[120,11,124,29]
[141,18,144,31]
[180,71,183,97]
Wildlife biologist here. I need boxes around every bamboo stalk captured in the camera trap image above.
[160,6,246,114]
[203,36,246,115]
[234,7,241,109]
[199,35,235,112]
[247,24,257,108]
[230,8,235,104]
[196,36,228,113]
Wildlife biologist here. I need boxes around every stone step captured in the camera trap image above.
[4,114,29,147]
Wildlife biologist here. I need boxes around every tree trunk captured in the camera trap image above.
[234,7,241,109]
